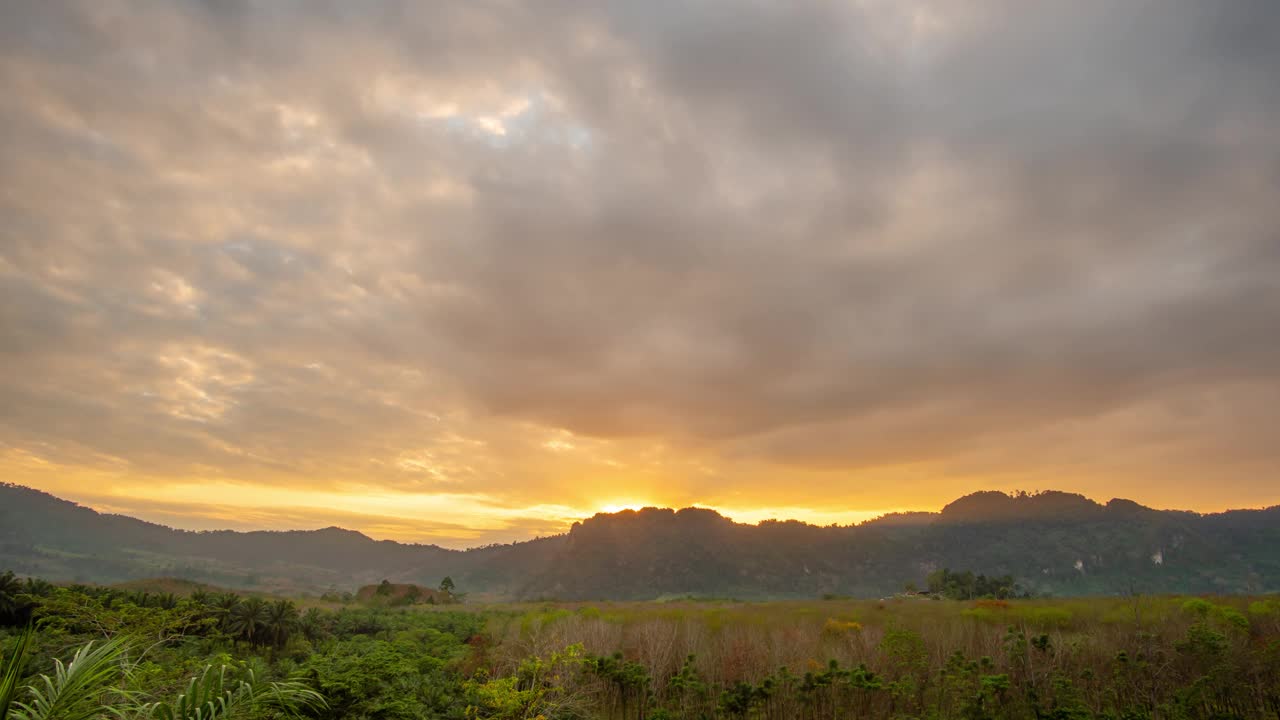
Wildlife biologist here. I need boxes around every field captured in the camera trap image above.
[472,596,1280,719]
[2,574,1278,719]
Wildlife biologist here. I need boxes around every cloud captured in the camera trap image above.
[1,0,1278,538]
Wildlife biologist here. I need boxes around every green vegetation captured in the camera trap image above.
[0,622,323,720]
[2,570,1278,719]
[925,569,1027,600]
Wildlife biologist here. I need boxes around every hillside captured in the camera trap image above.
[0,483,561,598]
[2,483,1277,599]
[109,577,227,597]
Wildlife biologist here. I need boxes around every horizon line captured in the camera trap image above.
[6,482,1278,552]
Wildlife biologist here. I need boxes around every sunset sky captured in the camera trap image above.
[2,2,1278,548]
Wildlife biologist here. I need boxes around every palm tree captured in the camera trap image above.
[262,600,299,649]
[0,573,22,617]
[210,594,241,635]
[0,573,34,627]
[19,580,52,600]
[227,598,269,646]
[298,608,328,643]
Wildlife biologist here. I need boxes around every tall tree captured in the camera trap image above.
[0,573,22,621]
[228,598,269,646]
[0,572,33,627]
[210,594,240,635]
[263,600,299,649]
[298,608,328,643]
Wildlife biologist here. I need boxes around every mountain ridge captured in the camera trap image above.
[2,482,1277,599]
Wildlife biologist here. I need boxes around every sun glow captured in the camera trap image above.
[597,500,654,514]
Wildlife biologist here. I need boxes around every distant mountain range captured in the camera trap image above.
[2,483,1277,599]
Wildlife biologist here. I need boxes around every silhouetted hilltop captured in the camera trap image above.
[2,483,1277,599]
[1104,498,1154,516]
[860,511,937,527]
[938,490,1105,523]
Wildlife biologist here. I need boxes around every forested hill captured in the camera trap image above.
[2,483,1277,599]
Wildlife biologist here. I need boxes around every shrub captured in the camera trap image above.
[821,618,862,637]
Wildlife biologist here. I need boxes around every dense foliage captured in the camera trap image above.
[924,569,1026,600]
[3,571,1279,719]
[0,573,485,719]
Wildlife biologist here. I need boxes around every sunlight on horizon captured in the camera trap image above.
[595,500,656,514]
[20,476,924,549]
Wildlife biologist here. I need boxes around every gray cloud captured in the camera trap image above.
[1,0,1278,523]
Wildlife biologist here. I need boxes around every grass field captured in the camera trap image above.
[443,594,1280,719]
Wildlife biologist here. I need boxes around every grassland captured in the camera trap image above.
[455,595,1280,719]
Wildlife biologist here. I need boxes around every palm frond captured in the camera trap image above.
[1,626,35,720]
[146,666,233,720]
[145,665,324,720]
[9,634,133,720]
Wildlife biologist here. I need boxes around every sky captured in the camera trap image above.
[2,1,1278,548]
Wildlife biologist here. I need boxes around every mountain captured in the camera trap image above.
[0,483,559,598]
[2,483,1277,599]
